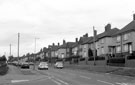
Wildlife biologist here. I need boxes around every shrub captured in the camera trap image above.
[88,56,105,61]
[80,58,85,61]
[108,57,125,64]
[88,57,94,61]
[127,54,135,60]
[95,56,105,60]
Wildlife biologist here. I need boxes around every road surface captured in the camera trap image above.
[0,65,135,85]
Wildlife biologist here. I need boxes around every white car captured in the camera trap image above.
[38,62,48,70]
[54,62,64,69]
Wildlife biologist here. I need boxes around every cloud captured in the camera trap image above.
[0,0,135,56]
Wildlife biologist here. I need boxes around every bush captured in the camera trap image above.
[88,56,105,61]
[88,57,94,61]
[96,56,105,60]
[127,53,135,60]
[65,57,71,61]
[80,58,85,61]
[108,57,125,64]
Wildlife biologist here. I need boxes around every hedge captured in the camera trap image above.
[108,57,125,64]
[80,58,85,61]
[88,56,105,61]
[127,55,135,60]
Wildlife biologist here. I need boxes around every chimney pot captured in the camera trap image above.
[85,33,88,37]
[58,43,60,46]
[105,23,111,32]
[133,14,135,21]
[75,38,78,42]
[63,40,66,44]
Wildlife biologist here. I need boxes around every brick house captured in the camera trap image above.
[112,14,135,57]
[95,24,119,59]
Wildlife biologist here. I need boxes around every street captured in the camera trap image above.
[0,65,135,85]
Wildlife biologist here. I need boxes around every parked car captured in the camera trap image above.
[20,62,30,69]
[38,62,48,70]
[54,62,64,69]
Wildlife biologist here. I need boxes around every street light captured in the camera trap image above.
[33,37,39,70]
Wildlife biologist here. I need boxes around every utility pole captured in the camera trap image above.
[10,44,11,57]
[33,37,39,70]
[18,33,20,67]
[93,26,97,66]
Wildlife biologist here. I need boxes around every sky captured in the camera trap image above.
[0,0,135,57]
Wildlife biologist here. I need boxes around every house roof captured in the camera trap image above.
[78,37,90,44]
[81,37,93,45]
[113,20,135,36]
[51,45,59,51]
[87,28,119,44]
[59,43,67,49]
[98,28,119,39]
[67,42,76,48]
[71,43,78,48]
[58,42,76,49]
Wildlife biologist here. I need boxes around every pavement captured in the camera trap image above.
[0,65,135,85]
[64,63,135,77]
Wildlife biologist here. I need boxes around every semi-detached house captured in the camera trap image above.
[112,14,135,57]
[57,40,75,59]
[96,24,119,59]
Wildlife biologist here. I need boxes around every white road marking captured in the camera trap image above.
[80,75,91,80]
[51,79,62,85]
[56,78,69,85]
[11,80,29,83]
[115,82,133,85]
[97,80,114,85]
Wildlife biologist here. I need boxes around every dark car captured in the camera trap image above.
[21,62,30,69]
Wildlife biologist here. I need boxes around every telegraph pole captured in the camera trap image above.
[93,26,96,66]
[33,37,39,70]
[18,33,20,66]
[10,44,11,57]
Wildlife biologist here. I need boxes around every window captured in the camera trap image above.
[116,46,121,53]
[123,44,128,52]
[67,48,69,52]
[116,36,121,42]
[101,39,104,44]
[84,45,87,49]
[129,44,132,54]
[123,33,131,41]
[101,47,104,54]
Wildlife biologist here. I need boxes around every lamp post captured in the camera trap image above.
[93,27,97,66]
[33,37,39,70]
[17,33,20,67]
[9,44,12,57]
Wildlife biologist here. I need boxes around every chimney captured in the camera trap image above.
[58,43,60,46]
[52,43,55,46]
[83,33,88,37]
[133,14,135,21]
[48,45,51,48]
[75,38,78,42]
[85,33,88,37]
[105,23,111,32]
[63,40,66,44]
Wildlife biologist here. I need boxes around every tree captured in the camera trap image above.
[8,55,14,62]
